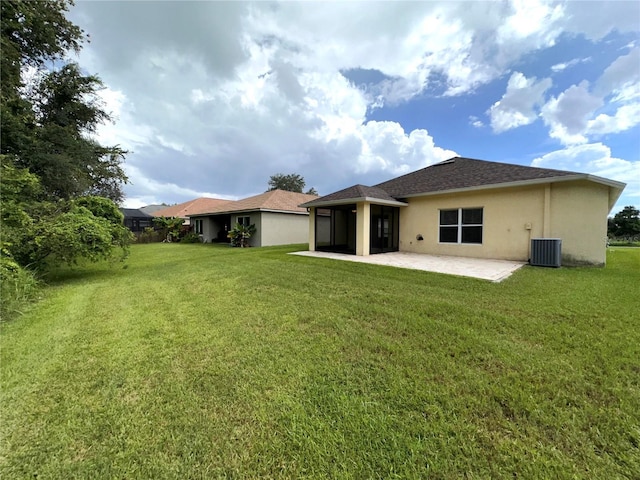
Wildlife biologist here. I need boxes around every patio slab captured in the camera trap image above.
[290,251,526,282]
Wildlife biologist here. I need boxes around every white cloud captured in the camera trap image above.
[541,47,640,145]
[595,47,640,98]
[489,72,551,133]
[563,1,640,40]
[531,143,639,210]
[357,121,457,175]
[550,57,591,72]
[541,82,603,144]
[66,1,638,206]
[496,0,564,46]
[586,103,640,136]
[469,116,484,128]
[122,165,238,208]
[92,87,155,150]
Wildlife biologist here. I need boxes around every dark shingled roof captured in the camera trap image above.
[301,156,623,209]
[375,157,581,197]
[120,208,153,218]
[301,184,400,207]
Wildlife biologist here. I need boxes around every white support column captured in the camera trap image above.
[308,208,315,251]
[356,202,370,256]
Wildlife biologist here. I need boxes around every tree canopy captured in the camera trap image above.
[267,173,318,195]
[1,0,128,203]
[609,206,640,238]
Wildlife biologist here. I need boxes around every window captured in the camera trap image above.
[194,219,203,234]
[439,208,483,244]
[237,216,250,226]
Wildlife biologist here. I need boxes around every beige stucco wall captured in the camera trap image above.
[398,181,610,265]
[259,212,310,247]
[549,180,609,266]
[308,208,316,251]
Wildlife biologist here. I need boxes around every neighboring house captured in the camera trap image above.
[190,189,318,247]
[120,208,155,233]
[300,157,625,266]
[152,197,232,226]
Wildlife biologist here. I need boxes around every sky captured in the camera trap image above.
[67,1,640,213]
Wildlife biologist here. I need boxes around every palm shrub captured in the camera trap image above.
[227,223,256,247]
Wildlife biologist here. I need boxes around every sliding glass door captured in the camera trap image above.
[370,205,399,254]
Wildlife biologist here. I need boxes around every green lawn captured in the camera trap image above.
[1,244,639,479]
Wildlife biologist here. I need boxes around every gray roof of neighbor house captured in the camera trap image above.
[301,157,626,208]
[120,208,153,219]
[139,204,168,215]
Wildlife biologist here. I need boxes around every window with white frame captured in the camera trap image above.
[194,218,203,234]
[439,208,483,244]
[237,216,250,226]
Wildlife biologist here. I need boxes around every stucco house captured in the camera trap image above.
[300,157,625,266]
[190,189,318,247]
[152,197,233,226]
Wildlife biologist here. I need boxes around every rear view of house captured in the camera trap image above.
[301,157,625,266]
[190,189,318,247]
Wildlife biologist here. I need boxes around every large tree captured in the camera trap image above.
[609,206,640,238]
[1,0,127,202]
[1,0,131,276]
[267,173,317,195]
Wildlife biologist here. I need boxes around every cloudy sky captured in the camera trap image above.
[68,1,639,212]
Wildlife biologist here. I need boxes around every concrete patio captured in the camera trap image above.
[290,251,526,282]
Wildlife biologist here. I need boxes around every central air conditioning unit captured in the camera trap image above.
[530,238,562,267]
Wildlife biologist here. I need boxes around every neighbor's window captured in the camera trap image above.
[439,208,483,244]
[237,216,250,226]
[194,219,203,234]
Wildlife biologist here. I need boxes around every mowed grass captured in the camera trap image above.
[1,244,639,479]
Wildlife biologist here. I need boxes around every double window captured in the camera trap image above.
[237,216,250,226]
[439,208,483,244]
[194,219,203,235]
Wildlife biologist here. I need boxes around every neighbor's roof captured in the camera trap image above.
[139,204,168,215]
[119,208,153,218]
[152,197,232,218]
[302,156,626,208]
[191,190,319,216]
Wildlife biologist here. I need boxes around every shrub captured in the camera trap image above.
[181,232,202,243]
[228,223,256,247]
[0,250,40,321]
[137,227,162,243]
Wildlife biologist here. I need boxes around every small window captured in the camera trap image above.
[439,208,483,244]
[237,216,250,226]
[194,219,203,234]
